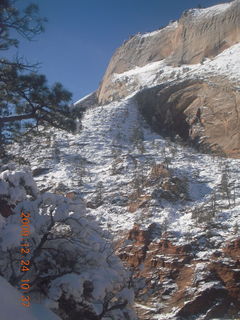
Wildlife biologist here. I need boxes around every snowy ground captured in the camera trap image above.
[4,3,240,319]
[6,12,240,318]
[0,276,61,320]
[11,16,240,248]
[13,92,240,255]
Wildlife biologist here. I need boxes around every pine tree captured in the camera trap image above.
[0,0,76,155]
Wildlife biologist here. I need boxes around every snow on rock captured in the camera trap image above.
[0,168,136,319]
[112,41,240,92]
[11,92,240,240]
[141,21,178,39]
[4,2,240,318]
[0,276,60,320]
[189,3,231,20]
[7,80,240,319]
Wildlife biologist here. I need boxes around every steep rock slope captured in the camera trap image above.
[10,93,240,319]
[98,0,240,104]
[96,0,240,158]
[136,77,240,157]
[3,1,240,319]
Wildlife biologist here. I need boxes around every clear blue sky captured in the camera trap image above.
[9,0,223,102]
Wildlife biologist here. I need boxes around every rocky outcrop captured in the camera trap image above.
[73,91,98,113]
[92,1,240,158]
[223,238,240,260]
[116,225,240,319]
[97,0,240,104]
[127,162,188,214]
[32,167,50,177]
[136,77,240,157]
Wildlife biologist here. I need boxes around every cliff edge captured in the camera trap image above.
[94,0,240,157]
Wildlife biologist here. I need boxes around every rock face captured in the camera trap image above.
[94,1,240,158]
[97,0,240,104]
[136,78,240,157]
[116,225,240,320]
[74,91,98,111]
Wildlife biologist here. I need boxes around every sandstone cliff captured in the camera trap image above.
[95,0,240,158]
[98,0,240,104]
[136,77,240,157]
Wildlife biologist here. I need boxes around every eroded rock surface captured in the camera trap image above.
[116,225,240,320]
[97,1,240,104]
[94,1,240,158]
[136,78,240,157]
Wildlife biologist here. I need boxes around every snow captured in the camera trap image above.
[112,41,240,94]
[0,276,60,320]
[189,3,231,20]
[0,179,8,195]
[0,169,38,204]
[1,223,22,250]
[135,302,157,311]
[201,42,240,83]
[138,2,232,41]
[141,21,178,38]
[152,307,180,320]
[197,281,223,293]
[10,87,240,242]
[49,273,85,301]
[3,3,240,318]
[0,164,136,318]
[74,92,94,106]
[31,304,61,320]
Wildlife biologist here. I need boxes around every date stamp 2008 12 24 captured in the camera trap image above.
[19,211,31,307]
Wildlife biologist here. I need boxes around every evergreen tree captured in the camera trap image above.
[0,0,76,156]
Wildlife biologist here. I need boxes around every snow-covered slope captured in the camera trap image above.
[188,2,231,20]
[14,93,240,240]
[112,42,240,91]
[2,1,240,319]
[98,0,240,104]
[10,88,240,319]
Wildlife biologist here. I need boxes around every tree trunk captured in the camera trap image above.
[0,113,35,123]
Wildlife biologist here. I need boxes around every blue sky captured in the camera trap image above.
[9,0,223,102]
